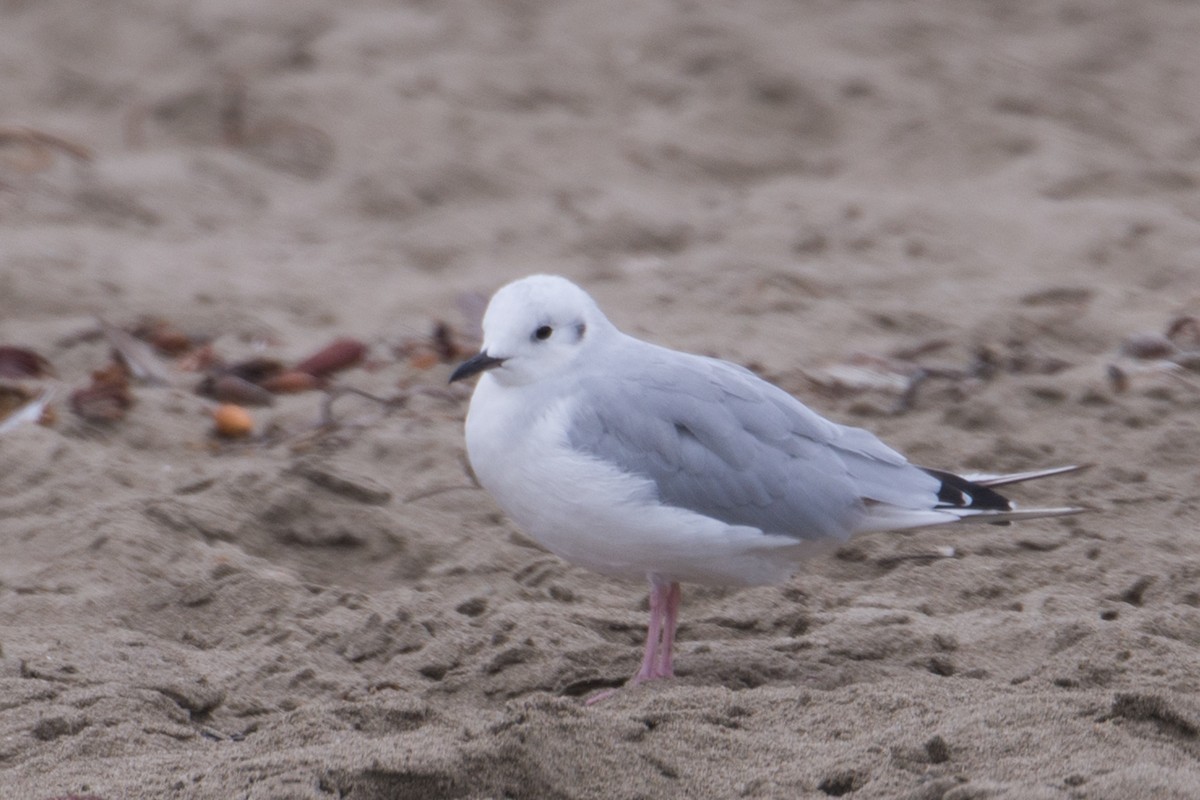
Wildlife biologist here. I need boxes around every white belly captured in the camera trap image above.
[464,376,811,586]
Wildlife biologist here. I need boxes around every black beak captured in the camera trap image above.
[449,351,506,383]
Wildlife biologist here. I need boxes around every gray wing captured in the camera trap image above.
[567,340,941,542]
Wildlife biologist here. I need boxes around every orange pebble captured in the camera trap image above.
[212,403,253,438]
[408,349,440,370]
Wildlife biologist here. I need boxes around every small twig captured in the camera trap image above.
[318,386,406,428]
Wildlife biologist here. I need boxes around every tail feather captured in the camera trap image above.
[857,503,1083,534]
[922,468,1011,510]
[943,506,1085,524]
[959,464,1089,488]
[858,464,1085,534]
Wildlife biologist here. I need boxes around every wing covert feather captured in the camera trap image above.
[566,341,941,541]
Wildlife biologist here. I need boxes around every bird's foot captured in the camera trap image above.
[584,687,621,705]
[583,669,673,705]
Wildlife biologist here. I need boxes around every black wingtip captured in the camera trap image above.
[921,468,1013,512]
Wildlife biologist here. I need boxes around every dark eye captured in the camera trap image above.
[534,325,553,341]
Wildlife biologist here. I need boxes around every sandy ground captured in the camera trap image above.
[3,1,1200,798]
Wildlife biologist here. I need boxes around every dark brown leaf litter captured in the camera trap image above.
[259,370,321,393]
[395,319,477,371]
[293,337,367,379]
[70,363,135,423]
[197,373,276,407]
[130,316,200,356]
[0,346,55,379]
[215,356,286,385]
[196,357,289,401]
[195,338,366,404]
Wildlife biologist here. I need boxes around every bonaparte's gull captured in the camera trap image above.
[450,275,1081,700]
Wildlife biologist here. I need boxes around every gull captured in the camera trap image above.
[450,274,1081,700]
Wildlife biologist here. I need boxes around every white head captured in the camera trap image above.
[449,275,616,388]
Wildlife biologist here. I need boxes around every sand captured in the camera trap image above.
[2,0,1200,797]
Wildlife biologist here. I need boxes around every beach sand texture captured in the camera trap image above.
[2,1,1200,797]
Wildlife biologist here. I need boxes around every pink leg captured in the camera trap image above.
[654,581,682,679]
[633,577,674,683]
[586,576,681,704]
